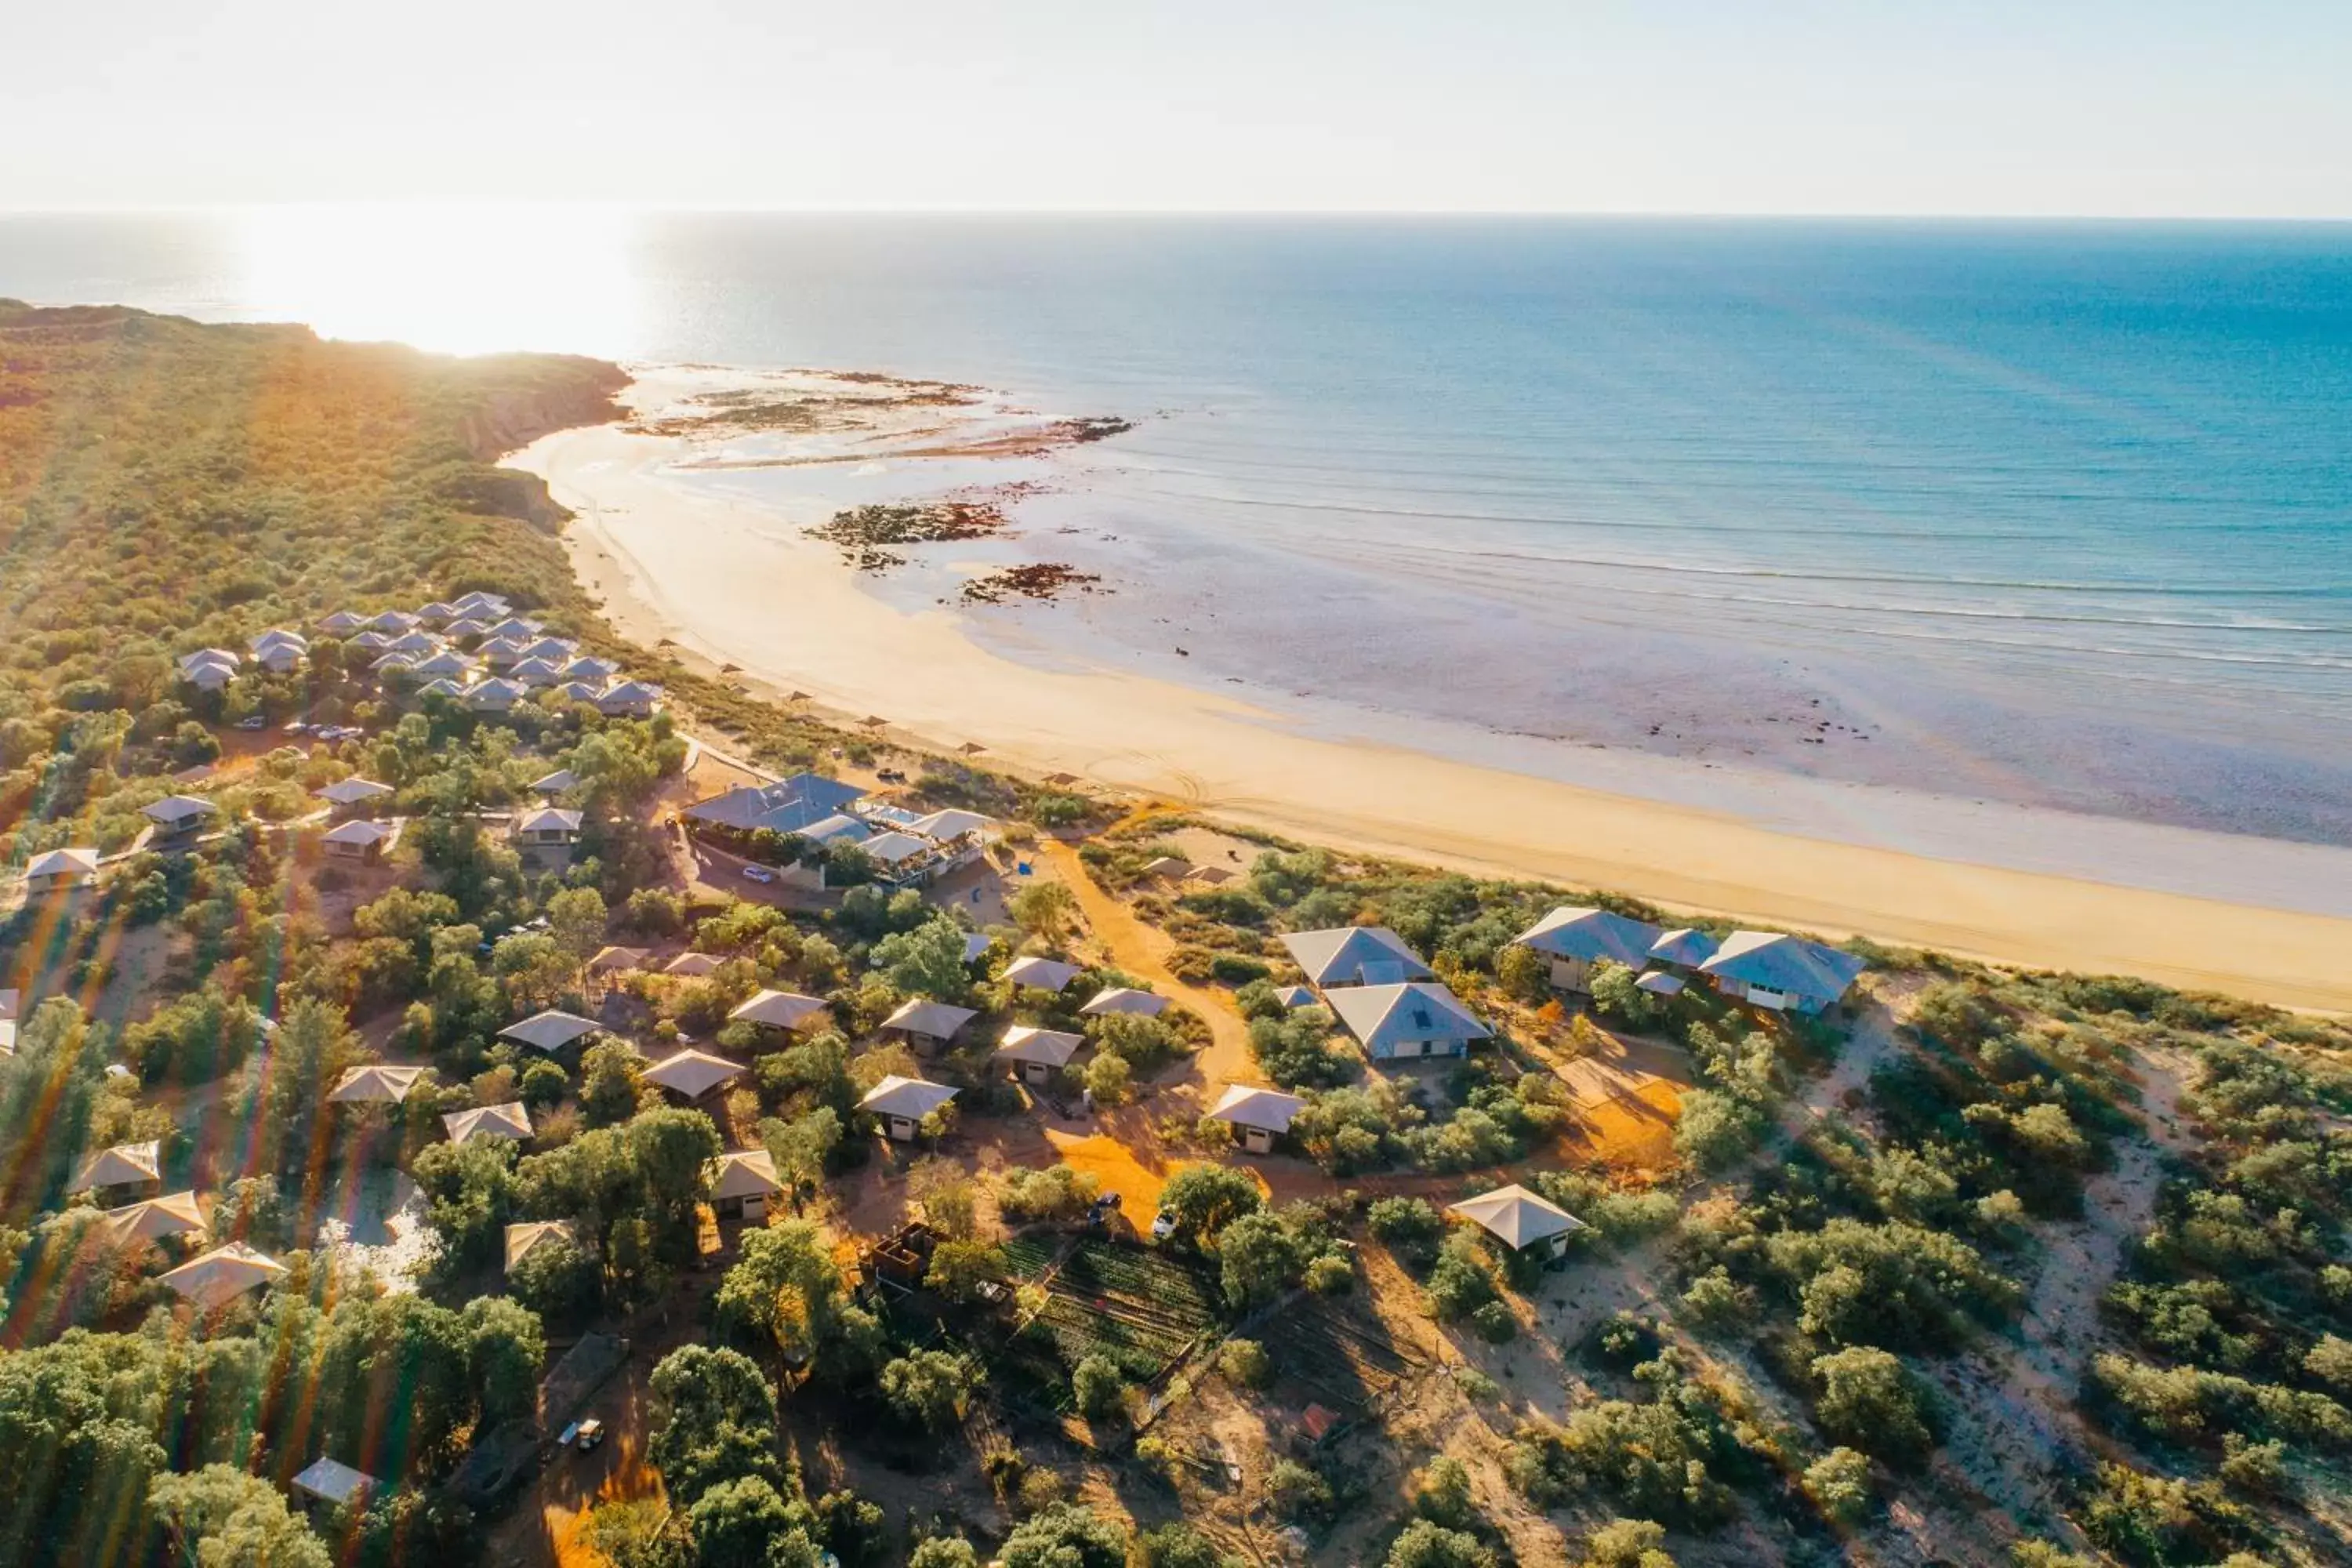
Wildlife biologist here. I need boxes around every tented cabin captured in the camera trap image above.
[321,819,398,862]
[882,999,978,1054]
[1450,1184,1586,1262]
[860,1075,958,1142]
[1207,1084,1305,1154]
[1511,906,1664,995]
[995,1025,1086,1086]
[514,808,583,847]
[24,846,100,894]
[706,1149,783,1219]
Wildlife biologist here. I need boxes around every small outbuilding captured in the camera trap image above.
[528,768,579,797]
[1449,1184,1586,1261]
[1004,956,1082,993]
[663,952,723,978]
[860,1075,959,1142]
[587,946,650,975]
[1207,1083,1306,1154]
[318,778,394,810]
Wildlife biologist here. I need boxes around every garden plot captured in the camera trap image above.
[1002,1236,1224,1382]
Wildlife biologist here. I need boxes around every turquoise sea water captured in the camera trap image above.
[5,213,2348,840]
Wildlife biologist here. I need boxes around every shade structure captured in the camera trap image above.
[643,1048,743,1100]
[729,989,829,1029]
[663,952,723,978]
[1207,1084,1305,1134]
[161,1243,288,1308]
[587,946,650,974]
[70,1140,162,1192]
[444,1102,532,1144]
[995,1025,1087,1068]
[498,1009,601,1053]
[328,1064,426,1104]
[1080,986,1167,1018]
[1004,956,1081,993]
[1448,1185,1586,1251]
[706,1149,783,1202]
[859,1074,959,1122]
[503,1219,579,1273]
[105,1191,206,1243]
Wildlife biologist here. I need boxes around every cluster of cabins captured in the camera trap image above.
[177,590,665,720]
[1509,905,1867,1016]
[681,771,998,891]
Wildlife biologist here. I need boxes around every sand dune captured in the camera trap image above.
[508,375,2352,1012]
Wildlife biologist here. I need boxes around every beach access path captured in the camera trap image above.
[511,376,2352,1013]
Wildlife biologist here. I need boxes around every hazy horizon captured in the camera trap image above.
[9,2,2350,219]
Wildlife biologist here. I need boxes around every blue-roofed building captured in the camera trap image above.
[683,773,868,835]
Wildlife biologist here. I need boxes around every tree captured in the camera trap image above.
[1155,1163,1263,1244]
[1802,1447,1874,1525]
[1008,882,1076,940]
[1387,1519,1497,1568]
[688,1475,817,1568]
[463,1295,547,1426]
[648,1345,781,1505]
[546,885,611,967]
[909,1538,981,1568]
[1072,1353,1126,1420]
[1412,1456,1477,1530]
[1494,943,1551,1004]
[1810,1347,1936,1468]
[879,1350,981,1434]
[1368,1196,1446,1269]
[1216,1210,1304,1307]
[148,1465,332,1568]
[906,1156,978,1240]
[581,1039,645,1127]
[1588,961,1661,1028]
[1083,1052,1131,1105]
[412,1136,515,1272]
[714,1221,883,1377]
[1580,1519,1677,1568]
[873,918,973,1004]
[925,1239,1007,1303]
[1134,1523,1237,1568]
[510,1232,600,1323]
[1000,1503,1128,1568]
[586,1498,689,1568]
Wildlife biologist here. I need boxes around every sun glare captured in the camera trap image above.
[234,202,640,359]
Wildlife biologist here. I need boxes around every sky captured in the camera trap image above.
[6,0,2349,216]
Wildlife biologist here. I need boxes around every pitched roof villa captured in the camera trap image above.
[684,773,869,835]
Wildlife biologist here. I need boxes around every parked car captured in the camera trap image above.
[557,1418,605,1454]
[1150,1209,1178,1242]
[235,715,267,731]
[741,864,776,884]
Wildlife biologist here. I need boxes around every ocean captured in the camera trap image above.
[6,210,2349,844]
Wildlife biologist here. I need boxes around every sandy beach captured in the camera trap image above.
[510,370,2352,1011]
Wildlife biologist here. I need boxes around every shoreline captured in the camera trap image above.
[508,369,2352,1011]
